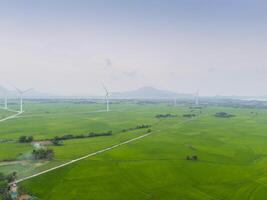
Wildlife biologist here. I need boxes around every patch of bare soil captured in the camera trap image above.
[31,140,52,146]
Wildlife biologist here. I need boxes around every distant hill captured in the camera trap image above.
[0,85,193,99]
[3,85,264,100]
[111,87,192,99]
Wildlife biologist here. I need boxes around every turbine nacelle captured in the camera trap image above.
[14,86,33,95]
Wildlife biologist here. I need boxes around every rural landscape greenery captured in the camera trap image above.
[1,0,267,199]
[1,99,267,199]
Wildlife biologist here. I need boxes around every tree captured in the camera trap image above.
[27,136,33,143]
[5,172,17,183]
[19,136,27,143]
[19,136,34,143]
[51,138,62,146]
[0,173,11,200]
[32,149,54,160]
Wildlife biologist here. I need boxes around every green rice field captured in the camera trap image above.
[1,101,267,199]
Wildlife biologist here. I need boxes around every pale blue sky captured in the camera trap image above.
[0,0,267,96]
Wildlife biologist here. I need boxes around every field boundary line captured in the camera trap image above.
[14,131,155,184]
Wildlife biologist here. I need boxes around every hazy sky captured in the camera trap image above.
[0,0,267,96]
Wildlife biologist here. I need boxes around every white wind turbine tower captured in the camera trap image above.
[173,93,178,107]
[195,90,199,106]
[173,90,180,107]
[4,94,7,109]
[13,86,33,113]
[102,85,111,112]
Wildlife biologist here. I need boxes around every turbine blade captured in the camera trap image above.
[102,84,108,94]
[10,84,22,93]
[22,88,33,93]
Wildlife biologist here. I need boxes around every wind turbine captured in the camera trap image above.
[174,97,177,107]
[4,94,7,109]
[195,90,199,106]
[13,86,33,113]
[102,84,111,112]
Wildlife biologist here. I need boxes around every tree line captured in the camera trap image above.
[183,114,196,118]
[18,131,113,145]
[122,125,151,132]
[50,131,112,145]
[214,112,235,118]
[18,136,33,143]
[155,114,177,118]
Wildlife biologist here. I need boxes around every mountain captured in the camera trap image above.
[111,87,192,99]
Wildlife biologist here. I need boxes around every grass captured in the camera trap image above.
[0,142,32,161]
[1,101,267,199]
[0,108,16,120]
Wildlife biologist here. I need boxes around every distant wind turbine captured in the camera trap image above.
[102,84,111,112]
[0,95,8,109]
[13,86,33,113]
[195,90,199,106]
[4,94,7,109]
[174,97,177,106]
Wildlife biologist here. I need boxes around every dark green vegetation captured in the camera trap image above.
[1,101,267,199]
[32,149,54,160]
[19,136,33,143]
[50,131,112,142]
[215,112,235,118]
[122,124,151,132]
[155,113,177,118]
[0,173,11,200]
[0,172,17,200]
[183,114,196,118]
